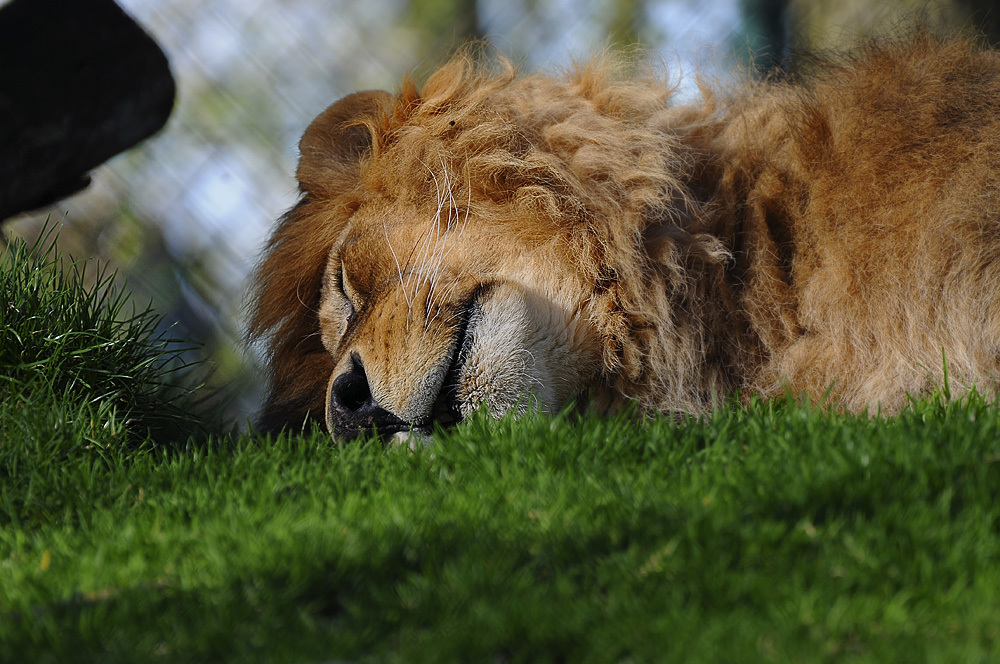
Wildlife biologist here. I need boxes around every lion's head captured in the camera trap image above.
[248,54,736,440]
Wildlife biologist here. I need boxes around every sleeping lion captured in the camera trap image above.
[249,33,1000,440]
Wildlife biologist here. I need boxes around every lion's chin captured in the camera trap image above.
[388,430,434,449]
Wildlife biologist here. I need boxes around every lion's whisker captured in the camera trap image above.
[424,279,460,331]
[438,158,473,267]
[426,158,457,310]
[294,277,319,314]
[410,157,445,302]
[421,174,447,299]
[383,219,412,315]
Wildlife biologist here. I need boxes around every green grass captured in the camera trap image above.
[0,226,200,441]
[2,232,1000,663]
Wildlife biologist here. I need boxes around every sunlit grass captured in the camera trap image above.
[2,233,999,663]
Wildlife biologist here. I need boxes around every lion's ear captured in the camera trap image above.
[296,90,393,194]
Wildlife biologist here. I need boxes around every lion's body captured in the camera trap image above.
[249,33,1000,437]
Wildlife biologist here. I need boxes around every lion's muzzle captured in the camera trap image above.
[326,353,412,440]
[323,277,475,441]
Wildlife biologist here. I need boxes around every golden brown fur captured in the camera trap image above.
[249,32,1000,437]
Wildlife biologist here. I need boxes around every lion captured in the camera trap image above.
[248,32,1000,440]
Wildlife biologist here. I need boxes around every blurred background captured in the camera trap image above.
[4,0,999,427]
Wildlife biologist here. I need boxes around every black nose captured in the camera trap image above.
[326,355,408,440]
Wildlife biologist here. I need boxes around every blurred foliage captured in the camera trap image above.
[407,0,484,50]
[740,0,789,73]
[788,0,1000,51]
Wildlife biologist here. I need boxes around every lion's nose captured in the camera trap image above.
[330,365,373,413]
[326,355,408,440]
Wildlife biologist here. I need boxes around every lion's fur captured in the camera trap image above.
[249,31,1000,433]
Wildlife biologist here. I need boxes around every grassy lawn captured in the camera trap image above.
[3,233,1000,663]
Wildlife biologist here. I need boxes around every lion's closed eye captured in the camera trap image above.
[317,255,359,352]
[338,262,360,321]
